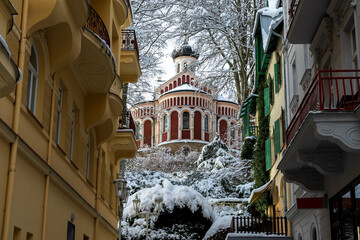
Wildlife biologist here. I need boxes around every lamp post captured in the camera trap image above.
[113,178,130,240]
[132,195,163,240]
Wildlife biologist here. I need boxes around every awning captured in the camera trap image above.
[248,179,274,203]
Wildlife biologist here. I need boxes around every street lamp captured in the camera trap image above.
[132,195,163,240]
[113,178,129,240]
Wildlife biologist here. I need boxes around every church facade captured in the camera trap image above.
[131,42,240,153]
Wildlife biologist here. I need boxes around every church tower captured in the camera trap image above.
[171,39,199,74]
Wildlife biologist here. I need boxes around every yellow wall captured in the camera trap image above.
[0,0,139,239]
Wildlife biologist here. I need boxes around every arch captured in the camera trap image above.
[185,97,188,105]
[143,120,152,147]
[194,111,202,140]
[196,98,199,106]
[181,97,184,105]
[182,75,185,84]
[219,119,228,142]
[161,89,164,94]
[170,111,179,140]
[169,83,172,90]
[165,86,168,92]
[186,75,190,83]
[174,81,177,88]
[178,78,181,86]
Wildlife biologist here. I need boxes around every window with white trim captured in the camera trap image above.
[27,44,38,114]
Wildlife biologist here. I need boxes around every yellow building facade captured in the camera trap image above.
[0,0,140,239]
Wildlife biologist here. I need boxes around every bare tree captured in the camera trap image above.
[128,0,264,105]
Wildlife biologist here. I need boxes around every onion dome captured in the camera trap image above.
[171,41,199,60]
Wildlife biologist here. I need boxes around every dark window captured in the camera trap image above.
[67,222,75,240]
[183,112,189,129]
[27,44,38,114]
[330,176,360,240]
[205,115,209,132]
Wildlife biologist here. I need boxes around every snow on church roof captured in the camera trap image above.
[162,83,208,96]
[216,95,237,104]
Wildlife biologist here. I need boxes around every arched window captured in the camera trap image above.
[205,115,209,132]
[183,112,189,129]
[163,115,168,132]
[184,62,188,70]
[136,123,141,140]
[311,226,317,240]
[177,63,180,73]
[27,44,39,114]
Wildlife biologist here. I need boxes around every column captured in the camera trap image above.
[178,114,182,139]
[190,112,194,140]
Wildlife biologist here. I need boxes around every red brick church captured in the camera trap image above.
[130,41,240,153]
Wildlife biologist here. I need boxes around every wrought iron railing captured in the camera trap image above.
[86,6,110,47]
[121,30,139,59]
[118,111,136,133]
[286,70,360,145]
[230,216,288,236]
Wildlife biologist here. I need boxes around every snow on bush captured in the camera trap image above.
[124,179,214,220]
[203,215,233,240]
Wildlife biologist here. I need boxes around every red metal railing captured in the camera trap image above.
[121,30,140,59]
[288,0,300,23]
[286,70,360,145]
[86,6,110,47]
[230,216,288,236]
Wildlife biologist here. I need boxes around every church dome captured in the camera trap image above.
[171,41,199,60]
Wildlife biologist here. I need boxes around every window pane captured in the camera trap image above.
[355,183,360,211]
[183,112,189,129]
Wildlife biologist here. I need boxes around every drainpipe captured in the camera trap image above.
[93,148,102,240]
[1,0,28,239]
[41,74,59,240]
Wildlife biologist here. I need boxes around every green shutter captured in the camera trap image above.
[274,63,279,93]
[275,119,280,155]
[264,88,270,116]
[265,138,271,171]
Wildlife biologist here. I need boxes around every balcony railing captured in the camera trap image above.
[121,30,139,59]
[230,216,288,236]
[286,70,360,145]
[86,6,110,47]
[288,0,300,24]
[118,111,136,133]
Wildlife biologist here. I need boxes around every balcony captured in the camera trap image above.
[71,6,116,95]
[227,216,292,239]
[287,0,330,43]
[286,70,360,146]
[86,6,110,47]
[120,30,141,84]
[279,70,360,192]
[0,39,20,97]
[109,111,137,159]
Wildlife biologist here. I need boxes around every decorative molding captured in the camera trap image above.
[289,95,299,115]
[315,121,360,151]
[284,167,324,192]
[299,69,312,92]
[297,149,344,175]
